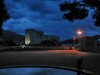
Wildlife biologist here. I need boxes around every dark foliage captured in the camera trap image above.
[61,39,78,45]
[4,41,17,46]
[0,0,9,35]
[40,40,61,46]
[59,0,100,27]
[0,41,4,46]
[0,40,17,46]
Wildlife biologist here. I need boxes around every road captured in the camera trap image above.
[0,50,100,75]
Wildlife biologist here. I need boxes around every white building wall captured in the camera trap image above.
[25,30,30,45]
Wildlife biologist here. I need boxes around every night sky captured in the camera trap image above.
[3,0,100,40]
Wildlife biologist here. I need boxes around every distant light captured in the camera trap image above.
[21,45,25,48]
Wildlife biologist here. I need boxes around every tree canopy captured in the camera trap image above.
[0,0,9,35]
[59,0,100,27]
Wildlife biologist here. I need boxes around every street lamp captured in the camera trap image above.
[73,36,76,50]
[77,30,82,50]
[72,30,82,50]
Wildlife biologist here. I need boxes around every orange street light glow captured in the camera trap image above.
[77,31,82,35]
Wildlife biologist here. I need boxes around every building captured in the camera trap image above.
[25,29,60,45]
[25,29,43,45]
[79,35,100,52]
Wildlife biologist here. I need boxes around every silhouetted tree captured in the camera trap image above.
[40,40,60,46]
[40,40,53,46]
[0,41,4,46]
[59,0,100,27]
[5,41,17,46]
[0,0,9,35]
[61,39,78,45]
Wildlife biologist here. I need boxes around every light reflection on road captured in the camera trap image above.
[0,67,77,75]
[33,50,94,57]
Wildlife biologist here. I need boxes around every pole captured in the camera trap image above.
[74,38,75,50]
[73,36,76,50]
[78,35,81,50]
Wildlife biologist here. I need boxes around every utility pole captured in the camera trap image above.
[73,36,76,50]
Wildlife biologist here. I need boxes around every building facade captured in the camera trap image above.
[79,35,100,52]
[25,29,59,45]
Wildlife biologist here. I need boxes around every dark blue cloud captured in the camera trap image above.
[4,0,17,9]
[3,0,100,40]
[12,0,60,14]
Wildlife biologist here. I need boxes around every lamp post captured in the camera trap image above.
[73,36,76,50]
[77,30,82,50]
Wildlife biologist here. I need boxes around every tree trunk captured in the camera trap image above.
[0,19,3,36]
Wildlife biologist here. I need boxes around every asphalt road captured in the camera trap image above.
[0,50,100,75]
